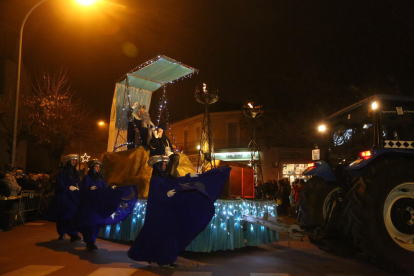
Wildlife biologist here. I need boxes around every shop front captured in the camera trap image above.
[282,163,311,184]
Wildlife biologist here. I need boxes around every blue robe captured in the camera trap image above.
[75,174,123,227]
[127,167,231,265]
[44,166,80,236]
[74,173,123,244]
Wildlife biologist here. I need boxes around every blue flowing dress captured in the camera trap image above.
[44,166,80,237]
[74,173,123,244]
[127,166,231,265]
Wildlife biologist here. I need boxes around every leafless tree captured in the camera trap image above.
[0,69,92,165]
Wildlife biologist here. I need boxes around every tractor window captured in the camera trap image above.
[380,101,414,143]
[326,103,374,165]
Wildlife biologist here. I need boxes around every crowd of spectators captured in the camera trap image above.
[0,164,56,231]
[254,177,306,215]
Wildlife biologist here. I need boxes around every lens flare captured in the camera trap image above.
[76,0,98,6]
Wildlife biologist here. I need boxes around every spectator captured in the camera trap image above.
[15,169,26,188]
[0,172,11,197]
[23,174,40,191]
[276,178,292,215]
[3,164,21,196]
[0,171,12,231]
[255,179,264,199]
[292,179,304,203]
[42,174,52,194]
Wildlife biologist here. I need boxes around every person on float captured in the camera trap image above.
[44,154,81,242]
[127,147,232,268]
[75,159,123,250]
[149,125,180,178]
[127,102,157,149]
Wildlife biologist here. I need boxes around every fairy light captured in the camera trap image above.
[113,55,198,152]
[101,198,278,248]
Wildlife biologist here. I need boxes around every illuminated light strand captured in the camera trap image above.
[113,56,197,152]
[110,199,277,242]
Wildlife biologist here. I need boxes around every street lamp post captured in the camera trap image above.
[12,0,48,166]
[11,0,98,166]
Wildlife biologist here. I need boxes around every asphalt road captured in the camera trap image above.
[0,219,404,276]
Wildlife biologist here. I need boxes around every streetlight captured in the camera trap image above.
[98,121,105,126]
[12,0,99,166]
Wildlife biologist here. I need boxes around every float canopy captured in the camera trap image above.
[117,55,199,92]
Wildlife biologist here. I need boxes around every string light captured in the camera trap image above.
[113,56,196,151]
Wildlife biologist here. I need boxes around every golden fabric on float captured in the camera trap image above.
[102,147,196,197]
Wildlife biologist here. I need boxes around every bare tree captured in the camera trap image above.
[23,69,92,165]
[0,69,92,165]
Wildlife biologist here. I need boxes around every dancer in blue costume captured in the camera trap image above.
[44,154,81,242]
[128,128,231,268]
[75,159,123,250]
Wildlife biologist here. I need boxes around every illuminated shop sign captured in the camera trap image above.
[215,152,258,161]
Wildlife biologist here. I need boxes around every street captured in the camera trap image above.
[0,218,402,276]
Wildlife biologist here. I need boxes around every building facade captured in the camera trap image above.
[170,111,314,184]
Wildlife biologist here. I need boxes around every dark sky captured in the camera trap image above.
[2,0,414,123]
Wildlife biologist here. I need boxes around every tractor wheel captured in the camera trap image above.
[344,157,414,272]
[297,177,339,226]
[297,177,352,253]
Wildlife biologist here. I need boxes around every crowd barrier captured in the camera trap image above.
[0,191,55,226]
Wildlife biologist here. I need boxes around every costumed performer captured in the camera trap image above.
[127,153,232,268]
[44,154,81,242]
[127,102,157,149]
[74,159,123,250]
[149,125,180,178]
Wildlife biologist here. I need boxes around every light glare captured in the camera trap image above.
[76,0,98,6]
[318,125,326,132]
[372,101,378,110]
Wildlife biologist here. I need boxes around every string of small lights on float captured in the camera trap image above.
[113,55,199,151]
[105,199,277,239]
[154,86,179,148]
[113,55,198,152]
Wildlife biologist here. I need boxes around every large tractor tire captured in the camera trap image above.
[297,177,352,253]
[298,176,339,226]
[344,157,414,272]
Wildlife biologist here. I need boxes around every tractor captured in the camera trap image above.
[298,94,414,271]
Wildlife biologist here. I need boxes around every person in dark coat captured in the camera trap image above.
[44,154,81,242]
[149,125,180,178]
[75,159,123,250]
[127,155,231,268]
[0,171,12,231]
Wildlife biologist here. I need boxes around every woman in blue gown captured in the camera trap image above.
[44,154,81,242]
[128,131,231,267]
[75,159,123,250]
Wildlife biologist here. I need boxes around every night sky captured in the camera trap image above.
[2,0,414,124]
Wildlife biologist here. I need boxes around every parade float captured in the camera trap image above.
[98,56,280,252]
